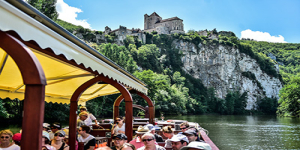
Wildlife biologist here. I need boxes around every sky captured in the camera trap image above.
[55,0,300,43]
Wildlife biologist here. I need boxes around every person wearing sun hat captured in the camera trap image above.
[170,134,189,150]
[129,126,150,149]
[50,130,69,150]
[110,134,128,150]
[42,131,56,150]
[146,124,163,142]
[180,141,211,150]
[12,133,22,146]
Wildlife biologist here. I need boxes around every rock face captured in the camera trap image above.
[173,40,283,110]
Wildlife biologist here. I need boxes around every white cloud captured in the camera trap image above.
[241,29,287,43]
[56,0,91,29]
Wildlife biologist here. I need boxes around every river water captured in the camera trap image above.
[167,114,300,150]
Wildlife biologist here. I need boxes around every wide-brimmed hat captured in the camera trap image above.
[42,131,50,140]
[135,126,149,134]
[170,134,189,144]
[43,123,50,130]
[181,141,211,150]
[51,122,61,129]
[55,130,66,137]
[113,134,127,140]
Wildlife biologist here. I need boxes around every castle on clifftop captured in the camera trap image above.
[144,12,185,34]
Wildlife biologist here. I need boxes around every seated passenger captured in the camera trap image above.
[50,122,62,140]
[137,133,165,150]
[112,116,125,136]
[78,125,96,150]
[180,141,211,150]
[129,126,149,149]
[110,134,127,150]
[12,133,22,147]
[183,129,204,143]
[42,131,56,150]
[146,124,163,142]
[179,122,189,134]
[51,130,69,150]
[77,112,88,127]
[161,126,174,148]
[170,134,189,150]
[78,106,99,127]
[0,129,20,150]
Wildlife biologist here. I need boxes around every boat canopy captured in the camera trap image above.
[0,0,147,105]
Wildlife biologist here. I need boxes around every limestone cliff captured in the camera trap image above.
[173,39,283,110]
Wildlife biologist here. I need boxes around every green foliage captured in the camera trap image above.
[55,19,82,33]
[124,35,135,48]
[223,91,247,115]
[257,97,278,115]
[0,100,9,118]
[277,77,300,117]
[28,0,58,20]
[44,102,70,122]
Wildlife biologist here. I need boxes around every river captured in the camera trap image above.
[167,114,300,150]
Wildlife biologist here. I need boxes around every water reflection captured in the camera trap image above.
[167,115,300,150]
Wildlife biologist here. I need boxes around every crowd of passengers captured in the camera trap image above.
[0,106,211,150]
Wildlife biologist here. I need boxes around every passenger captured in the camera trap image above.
[43,123,51,132]
[161,126,174,148]
[136,133,165,150]
[0,129,20,150]
[179,122,189,134]
[50,122,62,140]
[129,126,149,149]
[110,134,127,150]
[180,141,211,150]
[169,134,189,150]
[42,131,56,150]
[62,129,78,150]
[78,125,96,150]
[78,106,99,127]
[111,116,125,136]
[120,143,136,150]
[51,130,69,150]
[146,124,163,142]
[12,133,22,146]
[183,129,199,143]
[77,112,88,127]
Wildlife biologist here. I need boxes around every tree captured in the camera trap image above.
[28,0,59,20]
[277,77,300,117]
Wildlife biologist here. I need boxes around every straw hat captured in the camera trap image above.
[135,126,149,134]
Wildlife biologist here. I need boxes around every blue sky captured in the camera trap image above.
[55,0,300,43]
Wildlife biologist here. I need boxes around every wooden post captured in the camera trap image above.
[0,31,46,150]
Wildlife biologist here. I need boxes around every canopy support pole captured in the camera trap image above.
[113,90,155,124]
[0,31,46,150]
[69,75,133,150]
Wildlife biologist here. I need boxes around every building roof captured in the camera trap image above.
[157,17,183,23]
[150,12,161,18]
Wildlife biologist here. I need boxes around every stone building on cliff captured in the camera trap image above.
[143,12,185,34]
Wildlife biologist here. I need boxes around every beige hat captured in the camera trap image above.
[181,141,212,150]
[135,126,149,134]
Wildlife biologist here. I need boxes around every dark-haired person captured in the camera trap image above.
[110,134,127,150]
[78,125,96,150]
[0,129,20,150]
[111,116,125,136]
[50,122,62,140]
[170,134,189,150]
[51,130,69,150]
[137,133,165,150]
[161,126,174,148]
